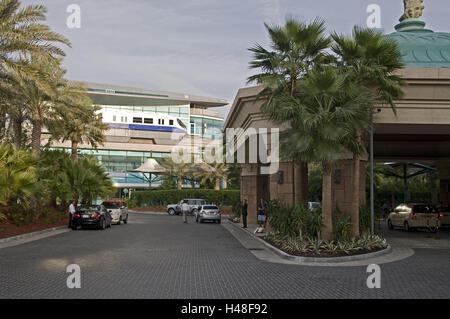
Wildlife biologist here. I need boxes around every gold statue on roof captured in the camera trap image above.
[400,0,425,21]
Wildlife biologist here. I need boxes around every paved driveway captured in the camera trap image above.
[1,213,450,298]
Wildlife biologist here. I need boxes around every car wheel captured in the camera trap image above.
[404,221,410,232]
[100,218,106,230]
[217,219,221,224]
[71,226,77,230]
[387,219,393,230]
[168,209,175,215]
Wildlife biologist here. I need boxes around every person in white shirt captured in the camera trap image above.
[68,201,76,228]
[181,202,189,223]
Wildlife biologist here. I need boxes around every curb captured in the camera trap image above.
[0,226,68,244]
[227,219,392,263]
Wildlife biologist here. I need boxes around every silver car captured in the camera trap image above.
[195,205,221,224]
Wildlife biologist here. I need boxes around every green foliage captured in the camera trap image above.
[333,204,352,241]
[159,175,177,190]
[266,200,324,239]
[124,198,138,209]
[308,166,322,202]
[6,205,34,226]
[359,204,371,234]
[0,143,38,208]
[231,201,242,219]
[132,189,240,207]
[265,232,387,256]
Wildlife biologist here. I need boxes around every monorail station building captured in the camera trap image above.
[43,82,227,192]
[224,1,450,224]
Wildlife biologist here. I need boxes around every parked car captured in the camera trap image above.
[436,205,450,227]
[102,200,129,225]
[308,202,321,211]
[167,199,207,216]
[195,205,221,223]
[387,203,441,232]
[72,205,112,230]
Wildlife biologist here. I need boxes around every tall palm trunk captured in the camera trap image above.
[12,117,24,149]
[71,140,79,162]
[177,174,182,190]
[321,163,333,241]
[31,109,41,156]
[215,177,221,190]
[351,153,360,238]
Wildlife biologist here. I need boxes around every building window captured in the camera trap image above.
[190,123,195,134]
[133,117,142,123]
[144,118,153,124]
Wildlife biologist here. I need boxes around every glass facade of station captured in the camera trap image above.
[63,99,225,189]
[78,149,171,186]
[189,116,224,140]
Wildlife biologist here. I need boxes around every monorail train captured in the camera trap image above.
[100,109,187,134]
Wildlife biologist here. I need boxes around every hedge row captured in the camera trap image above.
[131,189,240,207]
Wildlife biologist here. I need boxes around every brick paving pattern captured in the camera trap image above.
[1,213,450,298]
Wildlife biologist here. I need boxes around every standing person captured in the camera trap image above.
[257,198,266,232]
[68,200,76,229]
[181,201,189,223]
[242,199,248,229]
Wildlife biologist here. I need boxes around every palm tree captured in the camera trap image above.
[0,142,37,208]
[247,18,332,202]
[279,67,373,240]
[332,27,405,237]
[157,156,195,190]
[0,0,70,72]
[0,1,70,119]
[49,83,108,162]
[11,56,65,156]
[60,155,114,207]
[194,160,228,190]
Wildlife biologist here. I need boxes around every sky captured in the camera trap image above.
[22,0,449,119]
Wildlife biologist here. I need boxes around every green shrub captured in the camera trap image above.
[265,232,387,256]
[333,204,352,241]
[124,198,138,208]
[231,201,241,219]
[359,204,371,234]
[266,200,323,239]
[7,206,34,226]
[132,189,240,207]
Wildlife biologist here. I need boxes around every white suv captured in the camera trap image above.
[102,200,129,225]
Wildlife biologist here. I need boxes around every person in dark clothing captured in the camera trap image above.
[242,199,248,228]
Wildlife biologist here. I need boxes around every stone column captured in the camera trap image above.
[241,164,259,224]
[332,159,367,215]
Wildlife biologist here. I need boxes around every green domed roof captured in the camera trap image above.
[384,19,450,68]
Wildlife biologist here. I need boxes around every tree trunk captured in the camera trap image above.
[31,109,41,156]
[71,140,78,162]
[321,163,333,241]
[351,153,360,238]
[215,177,221,190]
[177,175,182,190]
[12,117,24,149]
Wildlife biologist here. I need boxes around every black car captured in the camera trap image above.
[71,205,112,230]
